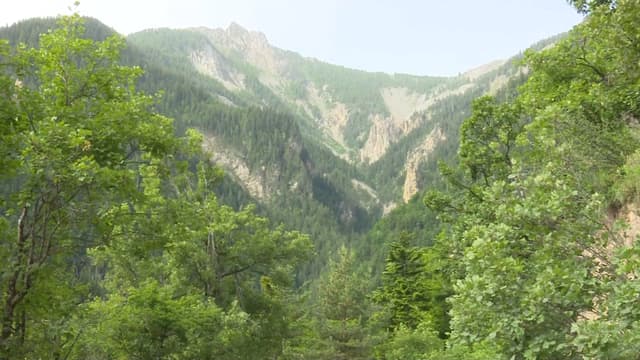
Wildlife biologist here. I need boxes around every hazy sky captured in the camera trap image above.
[1,1,584,76]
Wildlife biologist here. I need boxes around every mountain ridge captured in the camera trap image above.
[125,21,536,208]
[0,16,547,278]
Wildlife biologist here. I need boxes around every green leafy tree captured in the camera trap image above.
[375,322,505,360]
[80,160,312,359]
[568,0,615,13]
[0,14,314,359]
[375,323,443,360]
[424,1,640,358]
[73,280,250,360]
[458,96,525,185]
[0,14,182,357]
[447,164,604,359]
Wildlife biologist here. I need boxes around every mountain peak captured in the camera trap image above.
[225,22,269,46]
[227,22,249,36]
[190,21,279,77]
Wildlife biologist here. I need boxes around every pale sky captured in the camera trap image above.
[1,0,584,76]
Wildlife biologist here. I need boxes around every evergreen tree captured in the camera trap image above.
[316,247,372,359]
[372,233,450,335]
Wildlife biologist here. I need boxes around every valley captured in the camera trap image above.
[2,2,639,358]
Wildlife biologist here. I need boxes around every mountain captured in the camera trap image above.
[126,23,533,205]
[0,17,539,279]
[5,4,640,358]
[123,22,550,279]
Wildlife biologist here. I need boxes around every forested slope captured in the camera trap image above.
[3,1,639,358]
[0,15,315,358]
[0,16,384,282]
[373,1,640,358]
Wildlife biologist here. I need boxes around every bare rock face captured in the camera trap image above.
[302,83,351,149]
[223,23,279,73]
[187,24,459,165]
[187,24,488,168]
[359,84,477,164]
[358,87,432,164]
[381,87,431,122]
[201,134,269,200]
[607,203,640,248]
[196,23,286,85]
[383,202,398,216]
[360,114,398,163]
[177,23,523,205]
[189,45,246,91]
[326,102,350,146]
[402,127,446,203]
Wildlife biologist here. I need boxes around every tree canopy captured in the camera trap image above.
[0,14,312,359]
[2,1,640,359]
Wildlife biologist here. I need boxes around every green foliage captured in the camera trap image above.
[361,194,441,278]
[612,148,640,204]
[372,233,450,335]
[5,1,640,358]
[447,166,604,358]
[84,161,313,357]
[0,14,314,359]
[458,96,525,184]
[0,14,184,357]
[572,239,640,359]
[315,247,373,359]
[568,0,616,13]
[343,109,373,149]
[74,281,245,359]
[421,1,640,359]
[375,322,507,360]
[375,322,443,360]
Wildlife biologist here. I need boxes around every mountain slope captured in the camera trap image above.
[0,17,549,280]
[127,23,538,207]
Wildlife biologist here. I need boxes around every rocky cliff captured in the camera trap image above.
[402,127,446,202]
[128,22,526,209]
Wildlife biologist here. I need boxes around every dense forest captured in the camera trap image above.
[2,0,640,358]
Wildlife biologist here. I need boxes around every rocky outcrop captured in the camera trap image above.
[302,83,351,149]
[383,202,398,216]
[425,83,476,108]
[201,134,269,200]
[381,87,431,123]
[193,23,286,88]
[606,203,640,249]
[188,24,490,168]
[123,20,536,219]
[360,114,400,163]
[351,179,379,201]
[402,127,446,203]
[359,87,432,163]
[189,45,245,91]
[183,24,520,205]
[359,84,474,164]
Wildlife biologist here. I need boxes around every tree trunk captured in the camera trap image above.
[1,207,29,348]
